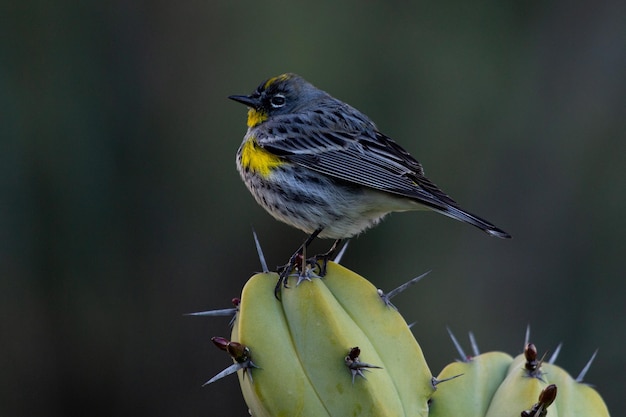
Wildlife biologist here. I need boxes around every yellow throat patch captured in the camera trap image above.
[240,137,284,177]
[245,74,292,127]
[247,108,268,128]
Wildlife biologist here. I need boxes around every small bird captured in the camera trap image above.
[230,73,510,290]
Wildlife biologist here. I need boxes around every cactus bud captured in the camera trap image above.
[344,346,383,383]
[520,384,557,417]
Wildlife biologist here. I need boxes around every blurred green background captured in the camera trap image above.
[2,0,624,415]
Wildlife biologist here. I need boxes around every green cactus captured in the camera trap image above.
[201,260,611,417]
[230,262,434,417]
[429,350,514,417]
[429,335,610,417]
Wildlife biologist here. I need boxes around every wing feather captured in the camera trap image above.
[255,108,459,209]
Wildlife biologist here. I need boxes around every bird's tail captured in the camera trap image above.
[429,204,511,239]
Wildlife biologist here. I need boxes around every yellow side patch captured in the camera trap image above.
[247,108,268,127]
[240,138,284,177]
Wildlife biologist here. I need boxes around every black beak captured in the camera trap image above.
[228,94,260,108]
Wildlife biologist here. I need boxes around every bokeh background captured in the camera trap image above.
[2,0,624,415]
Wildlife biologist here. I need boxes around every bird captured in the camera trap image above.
[229,73,510,293]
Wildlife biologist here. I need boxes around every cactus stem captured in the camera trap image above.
[576,349,598,383]
[379,270,431,310]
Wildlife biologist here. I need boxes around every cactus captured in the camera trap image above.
[430,333,610,417]
[228,262,434,417]
[199,253,611,416]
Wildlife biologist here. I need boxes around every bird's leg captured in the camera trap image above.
[310,238,342,277]
[294,240,313,287]
[275,228,323,299]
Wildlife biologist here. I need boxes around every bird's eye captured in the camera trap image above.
[270,94,286,108]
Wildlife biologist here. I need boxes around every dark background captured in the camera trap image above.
[2,1,624,415]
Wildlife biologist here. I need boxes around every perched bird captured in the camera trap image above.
[230,73,510,290]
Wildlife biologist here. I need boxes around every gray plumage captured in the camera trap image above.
[231,73,511,240]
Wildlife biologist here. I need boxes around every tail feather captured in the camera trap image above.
[431,204,511,239]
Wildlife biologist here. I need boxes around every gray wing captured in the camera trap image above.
[255,108,460,210]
